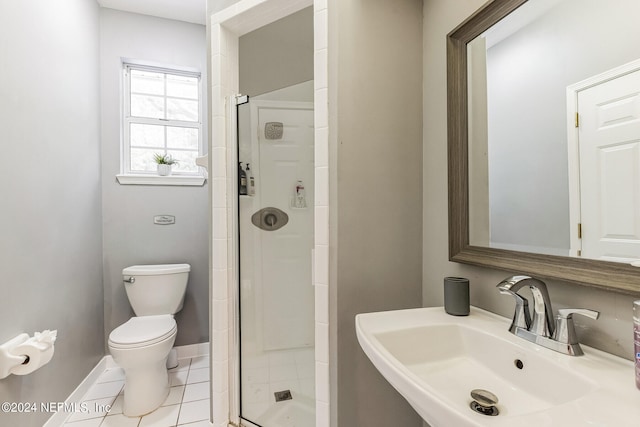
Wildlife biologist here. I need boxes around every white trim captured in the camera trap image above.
[116,174,206,186]
[209,1,329,427]
[42,357,108,427]
[104,355,119,369]
[175,341,211,359]
[211,0,313,33]
[251,100,315,111]
[121,62,204,177]
[121,57,201,75]
[228,94,241,425]
[566,58,640,257]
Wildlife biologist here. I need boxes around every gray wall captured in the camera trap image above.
[0,0,104,426]
[239,7,314,97]
[331,0,424,426]
[423,0,637,369]
[100,9,209,346]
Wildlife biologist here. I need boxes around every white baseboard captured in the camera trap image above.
[43,342,209,427]
[176,341,210,359]
[42,357,108,427]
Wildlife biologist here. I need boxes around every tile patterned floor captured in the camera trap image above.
[62,356,210,427]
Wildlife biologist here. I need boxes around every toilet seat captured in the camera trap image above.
[109,315,177,349]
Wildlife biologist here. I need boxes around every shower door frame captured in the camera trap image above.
[209,0,331,426]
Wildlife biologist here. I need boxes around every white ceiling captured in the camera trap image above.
[98,0,206,25]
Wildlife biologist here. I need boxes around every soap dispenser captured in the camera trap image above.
[238,162,247,195]
[246,163,255,196]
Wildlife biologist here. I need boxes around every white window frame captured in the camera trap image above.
[117,61,206,186]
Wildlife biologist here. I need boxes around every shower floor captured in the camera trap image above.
[241,347,315,427]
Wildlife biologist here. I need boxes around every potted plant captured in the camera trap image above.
[153,153,178,176]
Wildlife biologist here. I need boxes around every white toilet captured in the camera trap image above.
[108,263,190,417]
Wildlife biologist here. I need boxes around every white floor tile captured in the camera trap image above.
[162,385,185,406]
[177,420,211,427]
[242,402,270,421]
[242,366,269,384]
[101,413,141,427]
[64,355,216,427]
[242,383,269,404]
[182,382,210,402]
[189,356,209,370]
[177,398,210,425]
[82,381,124,401]
[63,418,103,427]
[169,358,191,372]
[66,397,115,423]
[269,364,298,382]
[169,370,189,387]
[107,394,124,416]
[187,367,209,384]
[138,404,180,427]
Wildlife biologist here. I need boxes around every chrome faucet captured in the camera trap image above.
[497,275,555,337]
[497,275,599,356]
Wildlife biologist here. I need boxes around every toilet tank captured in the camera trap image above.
[122,264,190,316]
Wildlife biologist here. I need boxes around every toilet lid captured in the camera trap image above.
[109,315,176,348]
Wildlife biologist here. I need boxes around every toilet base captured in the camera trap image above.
[122,357,171,417]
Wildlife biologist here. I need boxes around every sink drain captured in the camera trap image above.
[469,389,500,416]
[470,401,499,416]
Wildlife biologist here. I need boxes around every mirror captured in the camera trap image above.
[447,0,640,293]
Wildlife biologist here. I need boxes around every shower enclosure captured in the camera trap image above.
[237,88,315,427]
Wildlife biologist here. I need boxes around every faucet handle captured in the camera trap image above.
[557,308,600,321]
[552,308,600,356]
[498,288,531,333]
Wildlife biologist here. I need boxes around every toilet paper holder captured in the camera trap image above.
[0,330,57,380]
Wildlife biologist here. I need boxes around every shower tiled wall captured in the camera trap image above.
[312,1,330,425]
[209,0,329,426]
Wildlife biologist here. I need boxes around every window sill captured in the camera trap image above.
[116,174,207,186]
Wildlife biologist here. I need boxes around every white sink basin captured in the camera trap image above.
[356,306,640,426]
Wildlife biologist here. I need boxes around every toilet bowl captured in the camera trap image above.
[107,264,189,417]
[109,315,177,416]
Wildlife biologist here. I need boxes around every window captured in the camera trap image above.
[120,62,204,183]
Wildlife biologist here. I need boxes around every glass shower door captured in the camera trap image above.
[237,94,315,427]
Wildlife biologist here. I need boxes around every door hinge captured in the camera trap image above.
[577,249,582,257]
[575,112,580,128]
[235,94,249,105]
[578,223,582,239]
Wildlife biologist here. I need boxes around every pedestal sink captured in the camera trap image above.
[355,306,640,426]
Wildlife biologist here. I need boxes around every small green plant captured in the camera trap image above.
[153,153,178,165]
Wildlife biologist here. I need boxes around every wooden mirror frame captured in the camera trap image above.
[447,0,640,294]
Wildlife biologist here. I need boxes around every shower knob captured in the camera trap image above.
[251,207,289,231]
[264,213,277,227]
